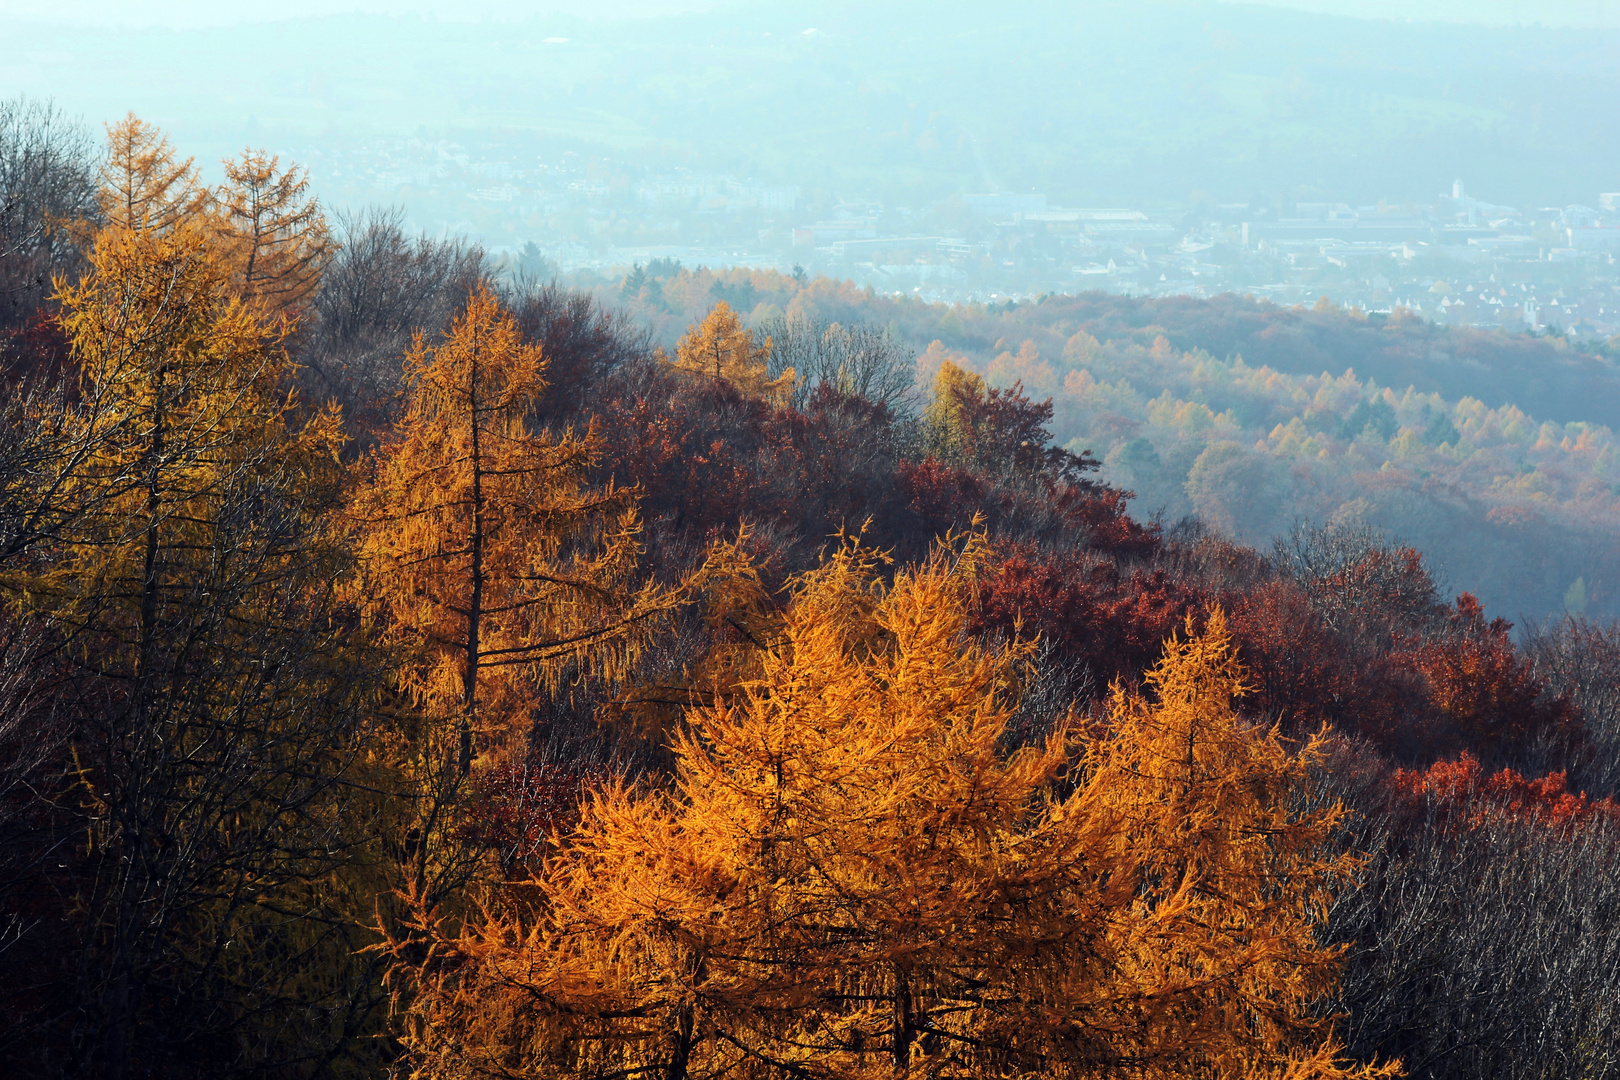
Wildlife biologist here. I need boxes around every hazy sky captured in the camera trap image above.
[7,0,1620,27]
[6,0,1616,208]
[3,0,723,25]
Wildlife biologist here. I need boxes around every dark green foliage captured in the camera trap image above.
[1422,411,1461,446]
[1339,397,1399,441]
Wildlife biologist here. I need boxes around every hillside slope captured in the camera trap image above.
[601,267,1620,620]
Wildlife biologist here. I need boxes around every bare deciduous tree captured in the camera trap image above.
[0,96,96,337]
[1319,741,1620,1080]
[1524,616,1620,797]
[505,277,654,426]
[756,310,920,414]
[298,206,484,439]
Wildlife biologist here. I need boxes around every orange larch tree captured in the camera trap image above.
[349,283,690,892]
[95,113,209,235]
[388,534,1394,1080]
[216,148,333,314]
[1087,609,1392,1079]
[668,300,793,404]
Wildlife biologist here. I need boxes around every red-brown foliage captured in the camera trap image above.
[896,454,1157,561]
[896,455,987,536]
[1222,578,1426,749]
[608,376,898,553]
[974,542,1200,687]
[1228,578,1354,732]
[0,305,74,392]
[1052,482,1159,559]
[1391,753,1620,832]
[1402,593,1582,758]
[948,377,1082,483]
[459,760,597,877]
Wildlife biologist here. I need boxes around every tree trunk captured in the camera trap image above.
[667,1000,695,1080]
[462,347,483,778]
[101,366,167,1080]
[891,965,913,1075]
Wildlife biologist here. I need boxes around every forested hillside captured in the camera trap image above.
[598,263,1620,622]
[2,107,1620,1080]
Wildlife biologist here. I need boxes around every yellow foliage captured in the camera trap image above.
[986,338,1055,396]
[669,301,793,404]
[96,113,209,234]
[1063,328,1102,365]
[923,356,985,458]
[388,538,1394,1080]
[28,212,369,1068]
[46,220,341,604]
[350,284,686,786]
[1147,388,1228,436]
[93,116,329,316]
[1389,427,1426,460]
[216,148,333,313]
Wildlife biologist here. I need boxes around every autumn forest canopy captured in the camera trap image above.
[3,104,1620,1080]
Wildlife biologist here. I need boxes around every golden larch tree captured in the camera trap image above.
[349,283,691,894]
[95,113,209,234]
[1085,609,1396,1079]
[46,219,345,643]
[669,300,793,404]
[216,148,333,313]
[388,536,1394,1080]
[32,215,371,1078]
[923,356,986,460]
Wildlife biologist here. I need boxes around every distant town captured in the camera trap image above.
[298,133,1620,339]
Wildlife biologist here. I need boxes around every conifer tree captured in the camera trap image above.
[350,283,691,897]
[1086,609,1391,1079]
[922,357,1087,487]
[923,355,985,458]
[668,300,793,404]
[1,116,227,566]
[25,213,375,1078]
[216,148,332,313]
[95,113,208,234]
[389,537,1391,1080]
